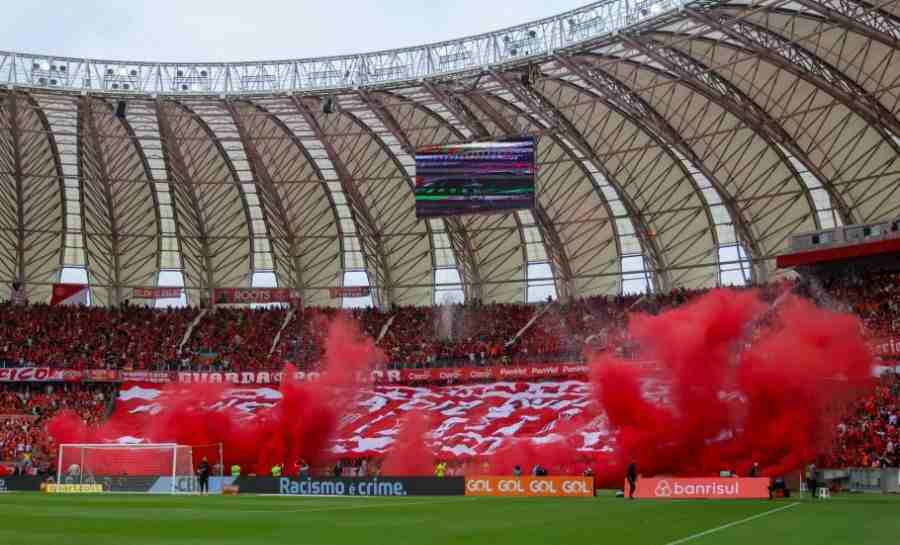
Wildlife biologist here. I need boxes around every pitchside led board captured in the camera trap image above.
[414,137,536,218]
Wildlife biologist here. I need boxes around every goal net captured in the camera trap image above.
[57,443,222,493]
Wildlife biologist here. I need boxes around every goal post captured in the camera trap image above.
[56,443,222,493]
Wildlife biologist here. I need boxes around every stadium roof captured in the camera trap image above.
[1,0,899,307]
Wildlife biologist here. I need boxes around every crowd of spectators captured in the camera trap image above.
[0,279,889,374]
[0,302,198,371]
[816,271,900,336]
[0,270,898,470]
[0,383,114,471]
[180,307,288,371]
[823,372,899,468]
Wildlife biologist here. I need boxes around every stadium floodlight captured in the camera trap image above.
[56,443,222,494]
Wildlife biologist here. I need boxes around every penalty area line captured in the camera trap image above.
[660,502,800,545]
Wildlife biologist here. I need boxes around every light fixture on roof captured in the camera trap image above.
[40,61,50,71]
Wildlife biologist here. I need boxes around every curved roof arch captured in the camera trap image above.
[1,0,900,304]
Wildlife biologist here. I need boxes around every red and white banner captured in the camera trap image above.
[630,477,771,500]
[49,283,89,306]
[119,371,170,383]
[392,363,589,384]
[0,363,589,385]
[132,287,182,299]
[114,380,605,458]
[0,368,79,382]
[171,362,589,386]
[212,288,295,305]
[82,369,120,382]
[329,286,370,299]
[871,336,900,357]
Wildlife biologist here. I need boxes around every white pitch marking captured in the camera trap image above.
[660,502,800,545]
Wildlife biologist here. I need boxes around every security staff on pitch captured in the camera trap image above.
[197,457,211,495]
[271,464,283,477]
[626,459,638,500]
[230,463,241,478]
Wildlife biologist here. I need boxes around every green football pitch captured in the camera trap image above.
[0,492,896,545]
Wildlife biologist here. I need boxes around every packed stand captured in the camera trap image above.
[0,383,115,474]
[378,303,535,369]
[180,307,288,372]
[817,271,900,336]
[0,274,896,374]
[0,302,198,371]
[823,372,899,468]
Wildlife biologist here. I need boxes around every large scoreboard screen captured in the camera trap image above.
[415,137,535,218]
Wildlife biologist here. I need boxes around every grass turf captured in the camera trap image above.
[0,492,896,545]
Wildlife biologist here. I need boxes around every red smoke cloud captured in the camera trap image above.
[381,410,435,476]
[453,289,873,486]
[49,289,874,486]
[588,289,873,486]
[49,316,380,475]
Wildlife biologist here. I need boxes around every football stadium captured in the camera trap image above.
[1,0,900,543]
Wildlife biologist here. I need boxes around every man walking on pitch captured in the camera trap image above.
[626,459,638,500]
[806,463,818,499]
[197,457,211,495]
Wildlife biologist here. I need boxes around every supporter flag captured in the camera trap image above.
[50,283,89,306]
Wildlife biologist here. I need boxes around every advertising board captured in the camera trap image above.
[464,476,594,497]
[629,477,771,499]
[235,476,464,496]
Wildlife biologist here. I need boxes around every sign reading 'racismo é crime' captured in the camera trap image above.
[234,476,464,496]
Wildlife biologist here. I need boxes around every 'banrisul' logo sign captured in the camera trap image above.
[633,477,768,499]
[654,480,672,497]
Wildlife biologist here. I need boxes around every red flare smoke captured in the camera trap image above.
[589,289,873,485]
[49,316,381,475]
[49,289,874,486]
[381,410,435,476]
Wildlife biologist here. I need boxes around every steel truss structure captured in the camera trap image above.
[1,0,899,306]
